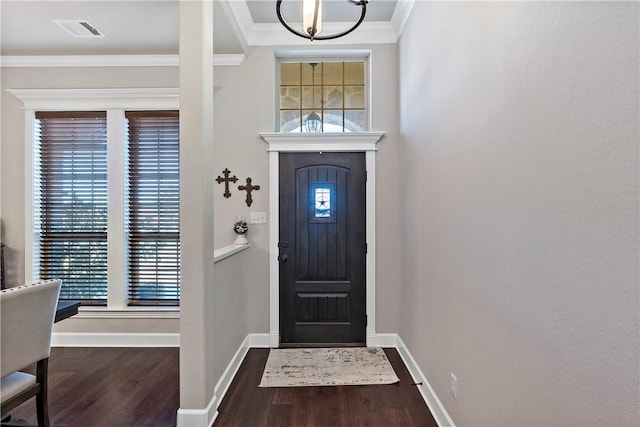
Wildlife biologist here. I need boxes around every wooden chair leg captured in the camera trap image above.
[35,359,50,427]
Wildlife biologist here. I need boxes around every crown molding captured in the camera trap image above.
[8,88,180,110]
[390,0,416,38]
[212,54,247,66]
[225,0,255,44]
[0,54,246,68]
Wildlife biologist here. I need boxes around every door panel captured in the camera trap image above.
[279,152,366,345]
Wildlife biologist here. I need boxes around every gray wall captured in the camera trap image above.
[0,66,181,334]
[397,2,639,425]
[0,43,403,338]
[212,248,251,382]
[0,66,178,288]
[211,44,402,335]
[9,6,634,422]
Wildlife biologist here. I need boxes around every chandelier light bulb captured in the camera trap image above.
[302,0,322,38]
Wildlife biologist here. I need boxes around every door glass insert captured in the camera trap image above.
[310,182,336,223]
[315,187,331,217]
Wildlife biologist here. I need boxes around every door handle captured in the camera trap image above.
[278,255,289,263]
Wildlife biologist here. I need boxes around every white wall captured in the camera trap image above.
[398,2,639,425]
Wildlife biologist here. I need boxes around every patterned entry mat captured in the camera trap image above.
[259,347,400,387]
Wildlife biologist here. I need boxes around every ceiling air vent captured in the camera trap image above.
[54,20,105,38]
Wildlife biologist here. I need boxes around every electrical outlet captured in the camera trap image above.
[249,211,267,224]
[450,372,458,399]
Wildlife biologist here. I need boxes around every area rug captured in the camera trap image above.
[259,347,399,387]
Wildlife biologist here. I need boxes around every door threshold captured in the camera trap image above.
[279,342,366,348]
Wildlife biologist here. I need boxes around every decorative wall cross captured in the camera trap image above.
[215,168,238,198]
[238,177,260,207]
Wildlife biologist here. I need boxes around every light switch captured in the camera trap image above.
[250,211,267,224]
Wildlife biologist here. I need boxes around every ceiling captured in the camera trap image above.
[0,0,403,57]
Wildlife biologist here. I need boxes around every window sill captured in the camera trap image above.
[74,307,179,319]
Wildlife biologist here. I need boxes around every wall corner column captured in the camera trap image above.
[178,0,216,425]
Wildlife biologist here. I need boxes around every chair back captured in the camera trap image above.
[1,279,61,378]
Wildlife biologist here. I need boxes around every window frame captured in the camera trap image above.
[275,51,371,133]
[12,88,179,313]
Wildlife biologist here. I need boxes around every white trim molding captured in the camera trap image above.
[176,399,218,427]
[260,132,384,152]
[214,243,250,263]
[11,87,181,310]
[0,54,246,68]
[260,131,385,347]
[211,334,270,420]
[52,333,179,347]
[69,309,179,319]
[394,335,456,427]
[176,334,269,427]
[391,0,417,38]
[8,88,179,110]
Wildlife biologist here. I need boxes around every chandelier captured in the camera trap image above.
[276,0,368,41]
[305,63,322,132]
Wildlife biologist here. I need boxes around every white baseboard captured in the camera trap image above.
[176,333,270,427]
[176,396,218,427]
[52,332,179,347]
[248,333,271,348]
[371,332,399,347]
[211,334,269,413]
[394,335,456,427]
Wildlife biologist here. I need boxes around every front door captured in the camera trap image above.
[279,152,366,345]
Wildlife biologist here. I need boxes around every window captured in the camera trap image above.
[278,60,367,132]
[35,112,108,304]
[126,111,180,305]
[33,109,180,307]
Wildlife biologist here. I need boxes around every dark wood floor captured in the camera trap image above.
[214,348,437,427]
[7,347,436,427]
[6,347,179,427]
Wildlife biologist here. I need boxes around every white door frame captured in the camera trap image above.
[260,132,385,347]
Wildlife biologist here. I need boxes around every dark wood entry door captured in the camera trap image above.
[279,152,366,345]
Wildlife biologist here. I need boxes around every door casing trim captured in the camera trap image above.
[261,132,385,347]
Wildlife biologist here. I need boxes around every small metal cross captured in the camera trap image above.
[215,168,238,198]
[238,177,260,207]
